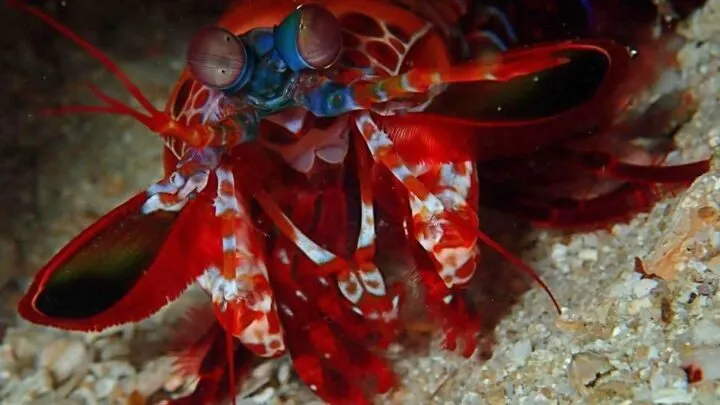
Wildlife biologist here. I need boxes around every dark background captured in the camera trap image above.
[0,0,229,287]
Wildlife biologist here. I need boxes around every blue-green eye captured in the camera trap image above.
[274,4,343,72]
[186,26,252,91]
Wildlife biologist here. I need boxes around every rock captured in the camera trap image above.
[650,387,694,404]
[97,338,130,361]
[89,360,136,380]
[135,357,174,398]
[506,339,533,368]
[26,399,82,405]
[7,333,42,367]
[38,339,90,384]
[691,319,720,346]
[459,392,482,405]
[633,278,659,299]
[644,171,720,280]
[568,352,614,394]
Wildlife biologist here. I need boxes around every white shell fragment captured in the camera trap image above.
[568,352,613,394]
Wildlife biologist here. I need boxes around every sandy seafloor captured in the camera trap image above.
[2,1,720,404]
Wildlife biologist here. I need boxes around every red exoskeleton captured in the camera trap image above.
[10,0,711,403]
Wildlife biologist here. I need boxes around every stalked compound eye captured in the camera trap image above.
[274,4,343,72]
[186,26,253,91]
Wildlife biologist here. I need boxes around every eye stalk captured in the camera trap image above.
[186,26,254,92]
[274,4,343,72]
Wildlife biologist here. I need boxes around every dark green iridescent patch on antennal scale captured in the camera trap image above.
[34,210,178,319]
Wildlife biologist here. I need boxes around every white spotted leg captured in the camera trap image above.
[142,147,286,359]
[341,134,401,330]
[353,111,558,301]
[139,149,286,404]
[266,222,397,402]
[354,111,560,355]
[354,112,479,290]
[408,161,481,287]
[140,148,219,215]
[254,141,400,328]
[352,112,474,355]
[195,165,287,360]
